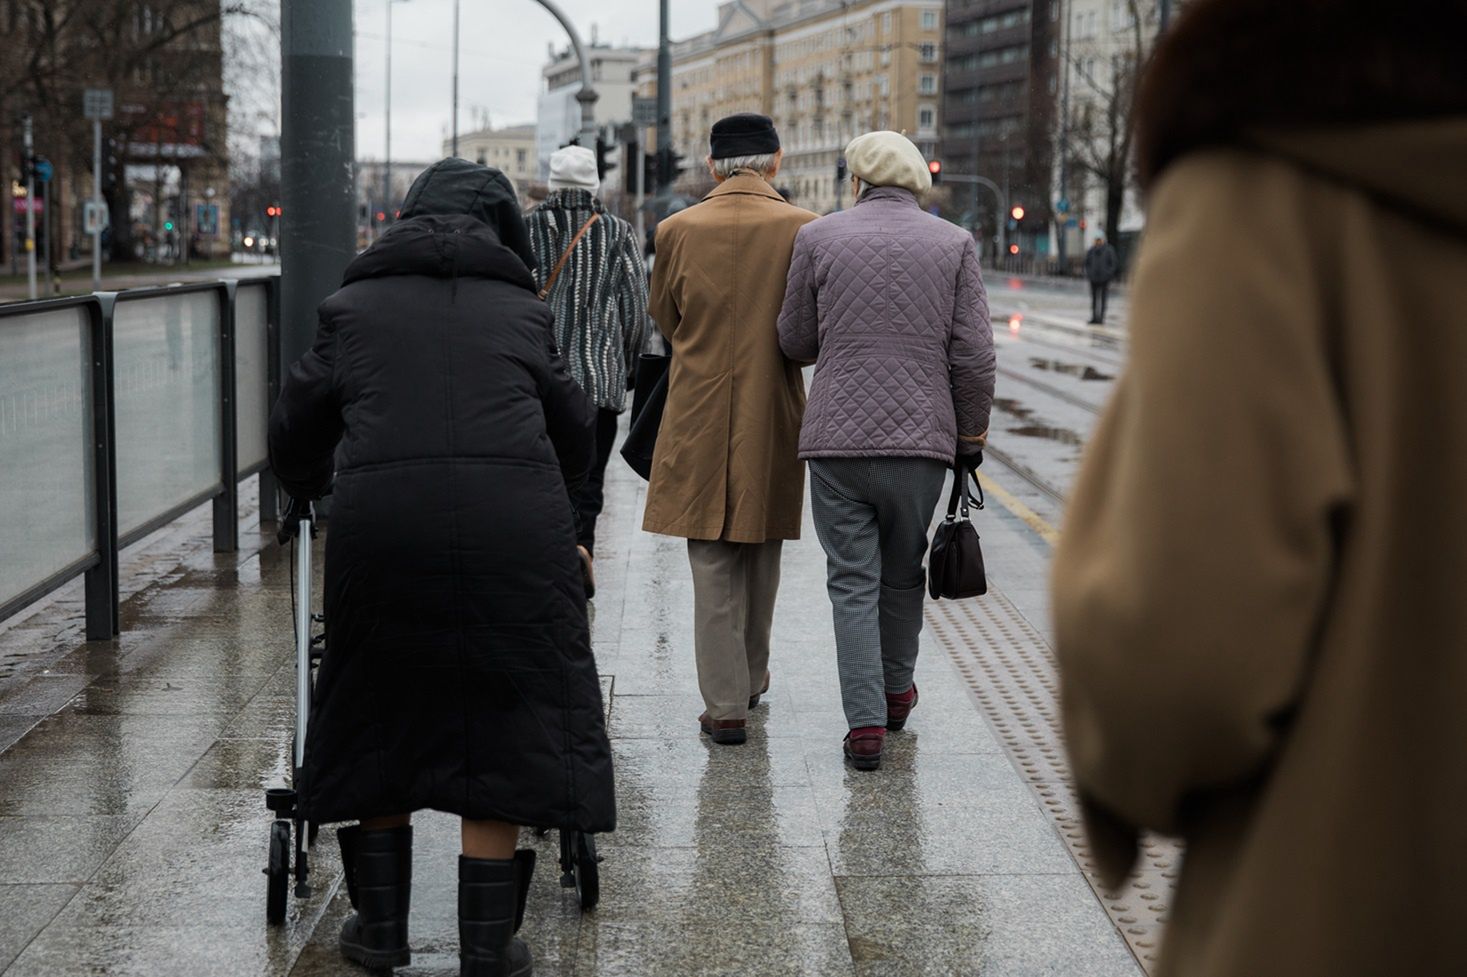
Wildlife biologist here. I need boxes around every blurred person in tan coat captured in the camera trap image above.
[1051,1,1467,974]
[646,113,818,745]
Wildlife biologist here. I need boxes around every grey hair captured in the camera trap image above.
[711,152,779,178]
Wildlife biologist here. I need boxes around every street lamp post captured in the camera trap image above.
[384,0,410,224]
[451,0,460,156]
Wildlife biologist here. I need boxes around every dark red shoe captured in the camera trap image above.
[885,684,918,731]
[699,711,747,745]
[843,726,886,771]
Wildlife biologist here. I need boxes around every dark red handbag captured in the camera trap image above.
[928,469,988,600]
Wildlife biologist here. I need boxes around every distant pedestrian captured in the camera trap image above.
[1084,236,1119,324]
[269,158,614,977]
[778,131,994,770]
[526,145,650,595]
[645,113,817,745]
[1051,2,1467,975]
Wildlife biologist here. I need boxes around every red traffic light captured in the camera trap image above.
[1010,205,1025,221]
[376,211,387,222]
[266,205,282,218]
[928,160,941,175]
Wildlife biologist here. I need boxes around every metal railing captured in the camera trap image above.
[0,277,280,640]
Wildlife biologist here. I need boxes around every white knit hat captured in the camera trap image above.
[548,145,600,193]
[844,131,932,195]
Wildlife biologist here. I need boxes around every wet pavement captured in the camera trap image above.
[0,279,1158,976]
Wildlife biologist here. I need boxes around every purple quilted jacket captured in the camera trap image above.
[777,186,995,462]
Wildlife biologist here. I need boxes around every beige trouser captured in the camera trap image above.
[687,539,784,722]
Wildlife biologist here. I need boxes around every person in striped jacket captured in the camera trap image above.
[525,145,650,595]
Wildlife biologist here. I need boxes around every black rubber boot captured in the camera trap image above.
[337,824,412,972]
[459,849,535,977]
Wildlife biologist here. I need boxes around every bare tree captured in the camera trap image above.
[0,0,275,261]
[1060,0,1159,247]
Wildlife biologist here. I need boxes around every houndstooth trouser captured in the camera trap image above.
[809,457,948,730]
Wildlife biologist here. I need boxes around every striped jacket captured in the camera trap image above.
[525,190,650,412]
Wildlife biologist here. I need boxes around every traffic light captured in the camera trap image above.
[595,136,616,181]
[265,205,282,218]
[928,159,942,185]
[836,157,847,182]
[1010,204,1025,221]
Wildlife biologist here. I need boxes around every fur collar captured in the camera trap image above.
[1134,0,1467,191]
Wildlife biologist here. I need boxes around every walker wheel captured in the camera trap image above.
[265,819,290,924]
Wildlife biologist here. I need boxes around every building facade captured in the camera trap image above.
[634,0,945,215]
[445,124,538,193]
[537,43,651,177]
[940,0,1061,262]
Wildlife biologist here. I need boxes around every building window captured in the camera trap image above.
[517,148,527,168]
[921,9,938,30]
[919,42,938,62]
[918,73,937,94]
[918,106,936,130]
[881,12,892,33]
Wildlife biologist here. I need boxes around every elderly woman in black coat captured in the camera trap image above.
[268,158,615,977]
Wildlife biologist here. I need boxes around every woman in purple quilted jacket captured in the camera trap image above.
[777,131,995,771]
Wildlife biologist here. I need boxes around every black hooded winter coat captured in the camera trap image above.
[268,160,615,831]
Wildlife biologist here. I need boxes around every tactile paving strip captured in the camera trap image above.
[928,590,1180,973]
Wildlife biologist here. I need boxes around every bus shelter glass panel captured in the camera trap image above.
[0,307,95,607]
[235,284,269,474]
[113,291,223,538]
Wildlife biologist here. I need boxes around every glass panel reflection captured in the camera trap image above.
[0,307,95,607]
[113,291,222,538]
[235,284,269,474]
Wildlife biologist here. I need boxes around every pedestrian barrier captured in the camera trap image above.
[0,277,280,640]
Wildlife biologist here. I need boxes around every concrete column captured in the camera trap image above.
[280,0,355,368]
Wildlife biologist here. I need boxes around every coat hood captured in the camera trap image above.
[1135,0,1467,235]
[397,157,536,269]
[341,213,537,292]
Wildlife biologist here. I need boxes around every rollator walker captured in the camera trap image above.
[260,497,601,922]
[263,496,323,924]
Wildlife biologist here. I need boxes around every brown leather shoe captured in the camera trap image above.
[748,670,772,709]
[698,711,747,745]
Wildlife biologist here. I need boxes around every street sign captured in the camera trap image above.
[632,97,658,127]
[84,200,109,234]
[34,158,53,183]
[84,88,115,121]
[195,202,219,236]
[1057,197,1070,213]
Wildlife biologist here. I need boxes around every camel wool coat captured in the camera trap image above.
[1052,4,1467,974]
[645,173,818,542]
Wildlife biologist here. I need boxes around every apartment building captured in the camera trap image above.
[940,0,1061,260]
[446,124,539,193]
[635,0,944,215]
[538,43,651,178]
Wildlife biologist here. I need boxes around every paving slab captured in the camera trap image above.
[0,323,1146,976]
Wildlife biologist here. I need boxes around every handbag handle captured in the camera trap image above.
[945,467,986,521]
[538,213,600,301]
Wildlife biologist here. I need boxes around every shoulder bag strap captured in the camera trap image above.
[538,213,601,301]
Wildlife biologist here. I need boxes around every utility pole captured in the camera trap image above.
[281,0,356,368]
[656,0,672,193]
[451,0,460,156]
[1057,0,1072,271]
[384,0,409,222]
[22,113,36,300]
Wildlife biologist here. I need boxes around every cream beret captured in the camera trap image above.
[844,131,932,195]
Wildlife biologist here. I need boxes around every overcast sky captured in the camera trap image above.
[350,0,719,163]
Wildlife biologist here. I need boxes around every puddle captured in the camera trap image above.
[1007,424,1086,447]
[994,398,1033,421]
[994,399,1087,446]
[1029,358,1113,382]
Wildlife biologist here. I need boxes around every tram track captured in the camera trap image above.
[995,365,1104,417]
[982,442,1068,509]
